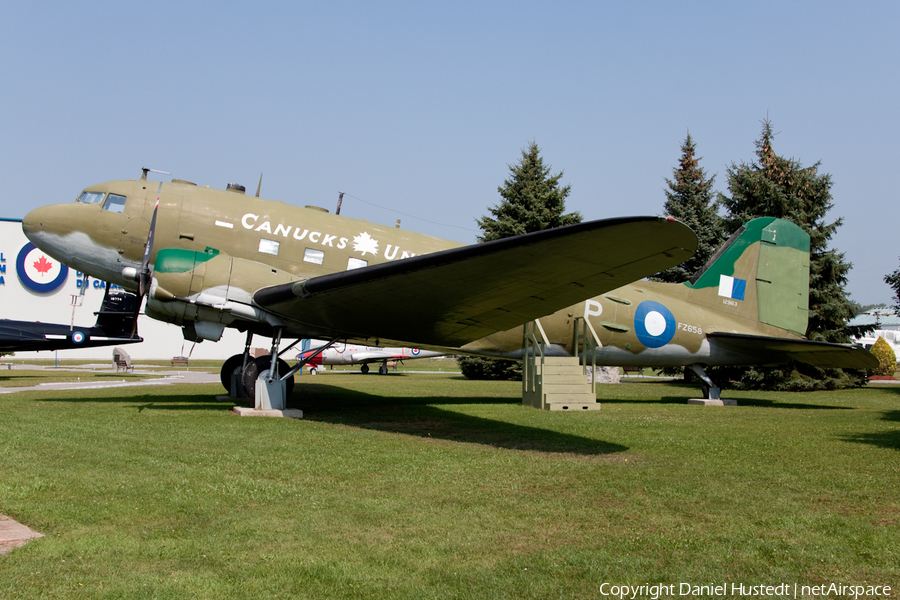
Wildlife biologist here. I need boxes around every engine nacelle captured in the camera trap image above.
[144,248,302,339]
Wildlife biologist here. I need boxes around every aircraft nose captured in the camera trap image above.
[22,205,51,247]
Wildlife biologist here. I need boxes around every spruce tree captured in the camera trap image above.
[459,142,581,380]
[476,141,581,241]
[717,119,859,389]
[885,265,900,311]
[652,133,725,283]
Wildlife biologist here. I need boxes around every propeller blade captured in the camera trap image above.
[132,181,162,338]
[141,182,162,270]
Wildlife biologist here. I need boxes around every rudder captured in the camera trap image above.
[686,217,810,335]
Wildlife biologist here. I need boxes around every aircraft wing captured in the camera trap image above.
[706,332,878,370]
[254,216,696,346]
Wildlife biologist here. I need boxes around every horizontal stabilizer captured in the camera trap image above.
[0,319,142,353]
[707,332,878,370]
[255,216,697,346]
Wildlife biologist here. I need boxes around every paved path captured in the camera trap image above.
[0,514,43,555]
[0,364,220,394]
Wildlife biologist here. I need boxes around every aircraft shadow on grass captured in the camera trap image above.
[601,394,854,411]
[34,384,627,456]
[292,382,628,456]
[842,410,900,451]
[36,392,227,413]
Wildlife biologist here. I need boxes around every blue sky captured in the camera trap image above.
[2,1,897,304]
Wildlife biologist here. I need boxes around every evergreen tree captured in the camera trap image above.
[652,133,725,283]
[459,142,581,380]
[717,119,859,389]
[885,265,900,311]
[476,141,581,241]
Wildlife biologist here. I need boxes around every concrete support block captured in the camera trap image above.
[687,398,738,406]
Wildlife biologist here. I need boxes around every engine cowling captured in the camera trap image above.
[144,248,302,340]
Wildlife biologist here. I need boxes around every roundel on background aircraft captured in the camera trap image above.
[633,300,676,349]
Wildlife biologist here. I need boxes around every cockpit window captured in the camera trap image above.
[103,193,127,213]
[76,191,105,204]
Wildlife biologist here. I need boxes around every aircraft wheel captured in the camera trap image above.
[242,356,295,398]
[700,382,710,400]
[309,366,318,375]
[220,354,245,392]
[378,365,388,375]
[361,364,370,374]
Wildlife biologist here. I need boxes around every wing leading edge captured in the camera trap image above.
[707,332,878,370]
[254,216,697,346]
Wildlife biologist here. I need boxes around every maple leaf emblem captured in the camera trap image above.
[352,232,379,256]
[33,255,54,277]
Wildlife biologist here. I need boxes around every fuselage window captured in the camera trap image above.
[102,193,127,213]
[347,257,367,270]
[303,248,324,265]
[76,191,105,204]
[258,239,280,256]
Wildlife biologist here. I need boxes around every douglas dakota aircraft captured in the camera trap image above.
[22,170,876,401]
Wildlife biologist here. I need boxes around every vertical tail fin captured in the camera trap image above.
[686,217,810,335]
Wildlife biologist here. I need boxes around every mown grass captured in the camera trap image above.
[0,371,898,599]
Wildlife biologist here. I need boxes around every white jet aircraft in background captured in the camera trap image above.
[298,340,447,375]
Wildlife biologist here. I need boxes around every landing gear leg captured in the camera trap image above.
[251,328,286,409]
[688,364,720,400]
[687,364,734,405]
[220,331,254,397]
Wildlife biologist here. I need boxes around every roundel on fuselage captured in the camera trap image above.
[633,300,676,349]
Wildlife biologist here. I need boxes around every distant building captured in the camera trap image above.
[848,308,900,356]
[1,218,244,359]
[848,309,900,332]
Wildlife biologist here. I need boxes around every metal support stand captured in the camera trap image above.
[256,375,287,410]
[687,364,735,405]
[229,329,303,418]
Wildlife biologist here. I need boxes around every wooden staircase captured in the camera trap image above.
[522,355,600,411]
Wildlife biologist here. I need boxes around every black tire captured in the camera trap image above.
[220,354,245,392]
[378,364,388,375]
[242,356,295,398]
[360,364,370,374]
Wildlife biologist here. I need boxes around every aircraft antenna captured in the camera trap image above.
[336,191,344,215]
[255,173,263,197]
[140,168,171,181]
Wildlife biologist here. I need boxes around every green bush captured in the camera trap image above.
[869,337,897,377]
[457,356,522,381]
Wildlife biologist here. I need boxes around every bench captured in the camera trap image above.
[622,366,643,376]
[115,359,133,373]
[171,356,189,367]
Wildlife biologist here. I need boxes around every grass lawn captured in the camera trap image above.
[0,371,897,599]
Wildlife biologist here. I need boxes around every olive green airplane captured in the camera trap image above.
[22,170,876,402]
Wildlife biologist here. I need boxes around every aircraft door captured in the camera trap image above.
[111,186,148,264]
[119,217,150,266]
